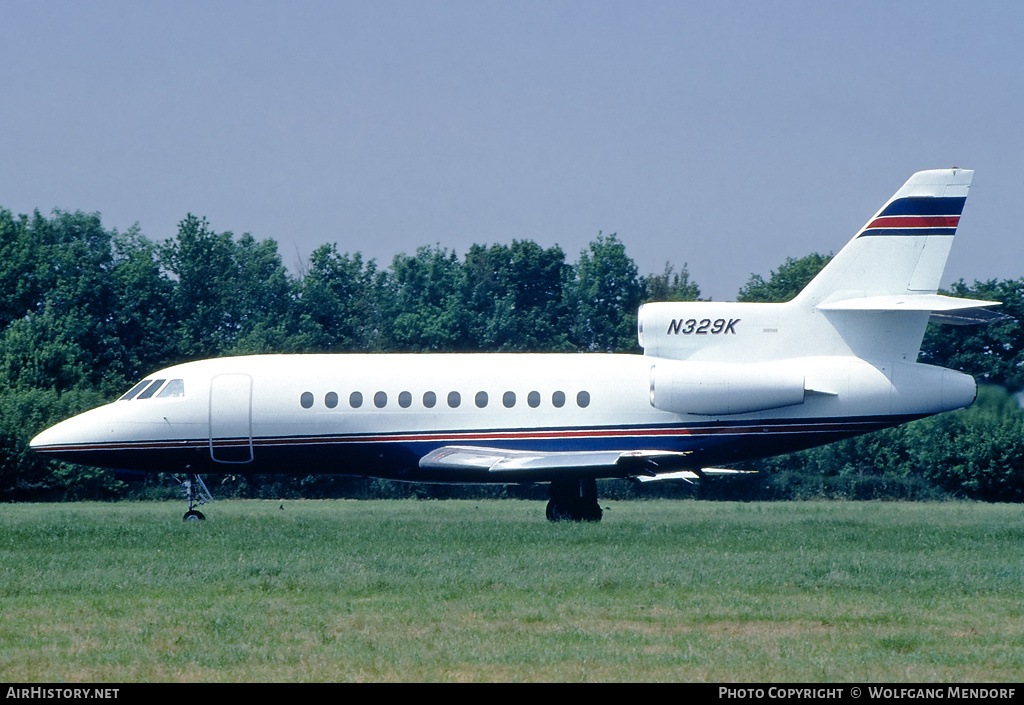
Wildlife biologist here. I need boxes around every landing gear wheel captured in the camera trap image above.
[546,478,602,522]
[546,500,574,522]
[174,472,214,521]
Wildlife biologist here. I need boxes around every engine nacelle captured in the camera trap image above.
[650,360,806,416]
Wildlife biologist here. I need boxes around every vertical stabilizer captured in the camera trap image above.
[792,168,975,362]
[795,168,973,306]
[639,169,983,364]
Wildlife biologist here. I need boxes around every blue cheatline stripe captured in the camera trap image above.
[878,196,966,217]
[858,228,958,237]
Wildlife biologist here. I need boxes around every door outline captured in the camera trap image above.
[209,373,254,464]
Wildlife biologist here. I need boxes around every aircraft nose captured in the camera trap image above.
[29,427,54,450]
[29,407,113,458]
[30,417,83,455]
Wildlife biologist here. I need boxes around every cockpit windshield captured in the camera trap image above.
[118,380,151,401]
[136,379,165,400]
[118,379,185,401]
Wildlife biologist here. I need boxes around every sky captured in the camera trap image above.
[2,0,1022,301]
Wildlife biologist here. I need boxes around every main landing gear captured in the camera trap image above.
[546,478,603,522]
[174,472,213,521]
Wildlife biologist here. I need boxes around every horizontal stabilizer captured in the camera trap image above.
[818,293,1009,327]
[929,308,1014,325]
[817,294,1001,313]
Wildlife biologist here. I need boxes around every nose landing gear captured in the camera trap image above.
[174,472,213,521]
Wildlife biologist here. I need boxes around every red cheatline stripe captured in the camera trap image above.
[866,216,959,229]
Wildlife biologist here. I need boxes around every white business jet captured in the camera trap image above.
[31,168,1001,521]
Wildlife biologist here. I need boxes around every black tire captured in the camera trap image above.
[546,478,602,522]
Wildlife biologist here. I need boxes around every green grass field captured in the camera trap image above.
[1,499,1022,682]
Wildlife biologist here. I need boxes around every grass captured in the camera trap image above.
[1,499,1022,682]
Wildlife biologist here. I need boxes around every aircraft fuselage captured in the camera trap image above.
[30,352,973,482]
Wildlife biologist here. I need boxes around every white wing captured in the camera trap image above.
[418,446,696,476]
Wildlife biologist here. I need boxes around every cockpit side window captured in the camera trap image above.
[157,379,186,398]
[119,380,152,401]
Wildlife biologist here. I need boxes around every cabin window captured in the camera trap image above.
[297,388,583,413]
[157,379,186,398]
[137,379,166,400]
[119,380,152,401]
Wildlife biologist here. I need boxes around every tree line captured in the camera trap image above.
[1,207,1021,502]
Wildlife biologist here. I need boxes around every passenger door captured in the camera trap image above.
[209,373,254,464]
